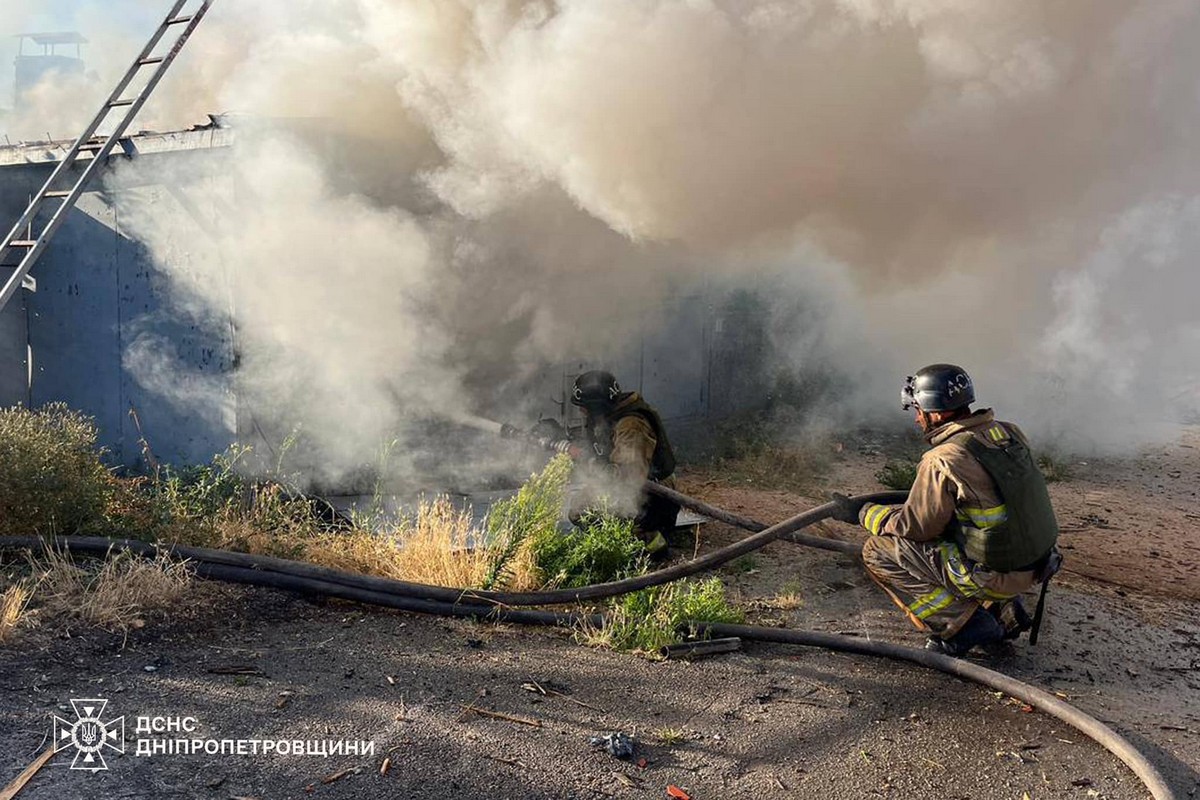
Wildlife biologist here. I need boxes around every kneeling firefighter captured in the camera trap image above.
[830,364,1062,656]
[566,370,680,557]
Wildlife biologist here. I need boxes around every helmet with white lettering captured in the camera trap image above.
[571,370,622,410]
[901,364,975,412]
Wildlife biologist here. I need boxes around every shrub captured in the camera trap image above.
[586,578,744,654]
[876,459,919,490]
[529,508,647,589]
[481,455,572,589]
[153,445,254,524]
[0,404,113,536]
[1036,452,1073,483]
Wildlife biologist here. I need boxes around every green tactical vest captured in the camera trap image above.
[949,427,1059,572]
[588,395,677,481]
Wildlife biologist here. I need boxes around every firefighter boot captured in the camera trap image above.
[925,607,1005,657]
[644,531,670,563]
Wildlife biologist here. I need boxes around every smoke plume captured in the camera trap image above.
[6,0,1200,480]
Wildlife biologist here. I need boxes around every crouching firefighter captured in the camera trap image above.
[830,364,1063,657]
[557,370,680,558]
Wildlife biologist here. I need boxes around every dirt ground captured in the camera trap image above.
[2,429,1199,800]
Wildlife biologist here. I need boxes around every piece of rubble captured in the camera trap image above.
[589,731,635,760]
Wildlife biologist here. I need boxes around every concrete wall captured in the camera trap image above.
[0,147,237,468]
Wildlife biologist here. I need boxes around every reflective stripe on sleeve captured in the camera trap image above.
[861,503,892,535]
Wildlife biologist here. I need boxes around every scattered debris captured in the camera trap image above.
[275,691,292,710]
[379,757,391,775]
[660,637,741,661]
[997,749,1038,764]
[611,772,640,789]
[206,665,265,677]
[1071,777,1094,787]
[459,704,542,728]
[320,767,359,784]
[482,754,526,769]
[666,785,692,800]
[589,732,636,760]
[521,680,607,712]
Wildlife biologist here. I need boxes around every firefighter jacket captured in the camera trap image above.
[857,409,1058,572]
[585,392,677,484]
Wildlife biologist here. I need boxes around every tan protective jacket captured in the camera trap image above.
[608,395,658,485]
[859,409,1028,544]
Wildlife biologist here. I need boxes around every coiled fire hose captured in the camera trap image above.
[0,488,1176,799]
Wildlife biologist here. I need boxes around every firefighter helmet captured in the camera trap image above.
[571,370,622,408]
[901,364,975,412]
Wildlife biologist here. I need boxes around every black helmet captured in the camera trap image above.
[572,370,622,409]
[901,364,975,412]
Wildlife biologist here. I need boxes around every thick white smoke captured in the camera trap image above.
[5,0,1200,479]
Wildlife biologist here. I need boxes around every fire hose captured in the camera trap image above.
[488,413,862,554]
[0,491,1178,799]
[0,492,898,608]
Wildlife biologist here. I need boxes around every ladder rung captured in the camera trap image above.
[79,142,104,150]
[139,57,166,66]
[8,240,38,247]
[109,99,136,108]
[45,191,72,199]
[166,15,194,24]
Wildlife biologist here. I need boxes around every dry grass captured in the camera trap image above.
[758,578,804,611]
[0,583,32,642]
[495,536,543,592]
[31,548,194,632]
[305,497,494,588]
[761,592,803,611]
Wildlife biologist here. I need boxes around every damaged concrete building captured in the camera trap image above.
[0,117,778,477]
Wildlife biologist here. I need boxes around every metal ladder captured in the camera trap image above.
[0,0,215,313]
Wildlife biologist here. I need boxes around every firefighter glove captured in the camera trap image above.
[829,492,866,524]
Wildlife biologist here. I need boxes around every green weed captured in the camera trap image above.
[529,508,647,589]
[481,455,572,589]
[875,459,919,490]
[653,727,689,745]
[584,578,744,655]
